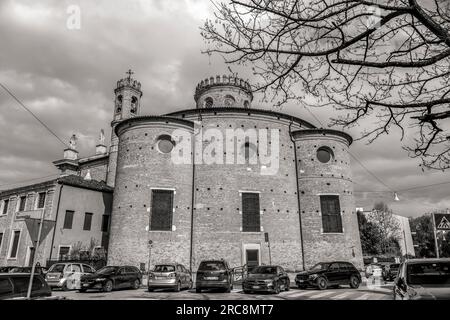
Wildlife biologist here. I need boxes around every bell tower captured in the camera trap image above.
[107,69,143,186]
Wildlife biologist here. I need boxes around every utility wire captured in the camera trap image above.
[0,82,68,147]
[0,173,60,189]
[303,105,394,192]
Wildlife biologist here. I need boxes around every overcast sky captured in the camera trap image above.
[0,0,449,217]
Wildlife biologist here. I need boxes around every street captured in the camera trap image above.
[55,282,393,300]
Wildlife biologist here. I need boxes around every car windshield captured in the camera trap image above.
[310,263,330,271]
[48,264,65,273]
[407,262,450,286]
[249,266,277,274]
[154,265,175,272]
[198,262,225,271]
[96,266,118,275]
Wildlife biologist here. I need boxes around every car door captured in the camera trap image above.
[326,263,341,284]
[278,267,288,288]
[125,267,136,287]
[115,267,127,288]
[71,264,83,289]
[338,263,351,284]
[0,277,15,299]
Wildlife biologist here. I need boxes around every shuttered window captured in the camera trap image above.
[63,210,74,229]
[242,192,260,232]
[18,196,26,212]
[37,192,46,209]
[9,230,21,258]
[320,195,343,233]
[83,212,93,231]
[150,190,174,231]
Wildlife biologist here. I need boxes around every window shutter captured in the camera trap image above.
[320,195,342,233]
[242,193,260,232]
[150,190,174,231]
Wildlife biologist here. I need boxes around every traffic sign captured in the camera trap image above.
[434,213,450,231]
[24,218,56,245]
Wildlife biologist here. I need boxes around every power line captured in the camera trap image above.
[303,105,394,192]
[0,82,68,147]
[0,173,60,189]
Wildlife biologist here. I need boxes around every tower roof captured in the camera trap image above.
[194,75,252,102]
[115,69,141,92]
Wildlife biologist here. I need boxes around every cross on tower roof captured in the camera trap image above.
[126,69,134,79]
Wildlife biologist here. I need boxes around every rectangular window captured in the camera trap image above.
[1,199,9,215]
[18,196,26,212]
[8,230,21,259]
[320,195,343,233]
[63,210,74,229]
[83,212,93,231]
[0,232,3,250]
[101,215,110,232]
[36,192,46,209]
[58,246,71,260]
[242,192,261,232]
[150,189,174,231]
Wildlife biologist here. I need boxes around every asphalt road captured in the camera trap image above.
[55,283,393,300]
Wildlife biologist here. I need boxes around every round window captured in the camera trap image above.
[157,135,175,154]
[317,146,334,163]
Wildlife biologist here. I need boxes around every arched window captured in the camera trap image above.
[130,96,138,114]
[204,97,213,108]
[224,95,236,107]
[116,95,123,113]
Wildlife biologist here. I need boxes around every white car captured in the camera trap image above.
[45,263,96,290]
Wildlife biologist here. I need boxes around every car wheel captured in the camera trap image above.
[317,277,328,290]
[103,280,113,292]
[349,275,360,289]
[175,281,181,292]
[132,279,140,290]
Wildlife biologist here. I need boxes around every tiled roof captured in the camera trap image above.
[57,175,113,193]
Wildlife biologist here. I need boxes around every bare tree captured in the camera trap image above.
[202,0,450,170]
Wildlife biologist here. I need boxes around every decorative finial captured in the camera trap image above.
[84,169,92,181]
[69,134,77,150]
[126,69,134,80]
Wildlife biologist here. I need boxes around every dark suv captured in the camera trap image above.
[295,261,361,290]
[0,273,52,300]
[195,260,233,293]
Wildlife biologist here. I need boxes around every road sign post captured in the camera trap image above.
[26,209,44,299]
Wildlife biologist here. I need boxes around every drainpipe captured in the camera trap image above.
[289,120,306,271]
[49,183,63,262]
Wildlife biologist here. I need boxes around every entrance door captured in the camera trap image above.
[246,249,259,270]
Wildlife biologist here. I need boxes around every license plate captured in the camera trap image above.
[205,277,218,280]
[82,283,89,287]
[298,280,305,283]
[252,286,260,289]
[155,276,165,280]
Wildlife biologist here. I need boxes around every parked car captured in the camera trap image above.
[45,263,96,290]
[0,273,51,300]
[295,261,361,290]
[80,266,142,292]
[365,263,383,278]
[393,258,450,300]
[195,259,234,293]
[0,266,20,273]
[383,263,400,282]
[7,266,48,275]
[148,263,192,292]
[242,265,290,294]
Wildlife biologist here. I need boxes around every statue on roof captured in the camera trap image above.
[69,134,77,150]
[99,129,105,145]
